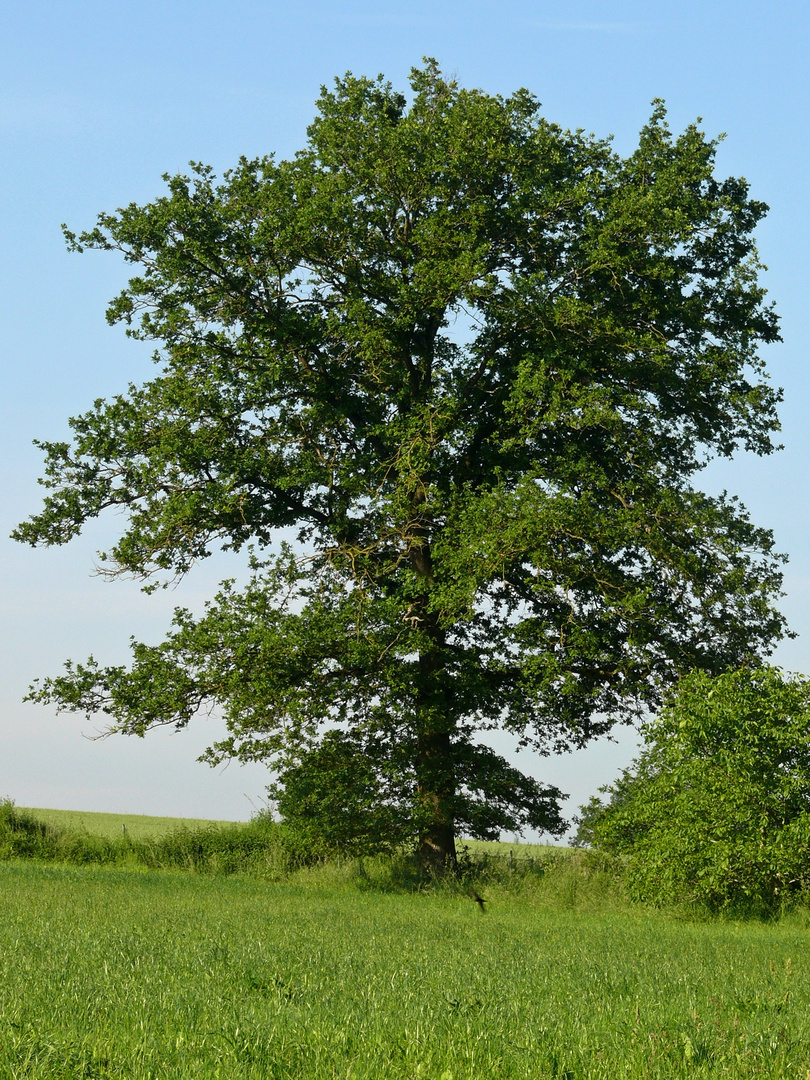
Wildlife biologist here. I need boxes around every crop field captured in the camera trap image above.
[2,855,810,1079]
[19,807,235,841]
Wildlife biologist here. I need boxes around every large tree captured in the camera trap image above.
[14,62,787,874]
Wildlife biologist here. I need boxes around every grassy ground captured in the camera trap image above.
[458,837,574,863]
[2,858,810,1079]
[18,806,236,840]
[8,804,573,877]
[18,807,562,852]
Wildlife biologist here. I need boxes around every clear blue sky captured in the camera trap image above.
[2,0,808,828]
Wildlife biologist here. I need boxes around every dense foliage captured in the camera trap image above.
[15,62,786,872]
[576,668,810,912]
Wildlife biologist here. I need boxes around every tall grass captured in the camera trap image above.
[2,859,810,1078]
[1,799,633,918]
[0,800,309,876]
[4,802,810,1075]
[3,800,803,921]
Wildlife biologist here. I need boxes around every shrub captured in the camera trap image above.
[579,668,810,913]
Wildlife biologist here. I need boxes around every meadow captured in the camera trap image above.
[19,807,235,840]
[2,810,810,1078]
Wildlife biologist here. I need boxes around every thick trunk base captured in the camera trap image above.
[418,825,457,879]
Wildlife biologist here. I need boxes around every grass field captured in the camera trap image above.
[2,856,810,1079]
[17,809,565,853]
[18,806,236,840]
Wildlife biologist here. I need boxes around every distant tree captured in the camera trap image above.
[578,669,810,912]
[14,62,787,875]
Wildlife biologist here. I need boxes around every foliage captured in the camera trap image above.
[0,800,53,859]
[578,668,810,912]
[273,731,414,857]
[14,61,787,872]
[274,729,566,858]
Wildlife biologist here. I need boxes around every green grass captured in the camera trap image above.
[3,805,809,1076]
[18,807,565,856]
[19,806,236,840]
[2,859,810,1078]
[0,801,307,875]
[458,837,575,861]
[4,802,578,879]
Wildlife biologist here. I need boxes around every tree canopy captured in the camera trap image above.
[14,62,787,874]
[575,668,810,912]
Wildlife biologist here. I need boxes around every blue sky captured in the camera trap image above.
[2,0,808,828]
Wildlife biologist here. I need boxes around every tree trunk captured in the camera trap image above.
[409,535,457,876]
[416,726,458,877]
[418,818,457,877]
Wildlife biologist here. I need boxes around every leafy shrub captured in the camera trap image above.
[0,800,55,859]
[579,668,810,913]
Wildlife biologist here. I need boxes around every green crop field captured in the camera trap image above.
[17,807,564,853]
[2,857,810,1079]
[18,806,237,840]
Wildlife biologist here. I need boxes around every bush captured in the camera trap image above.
[579,668,810,913]
[0,800,55,859]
